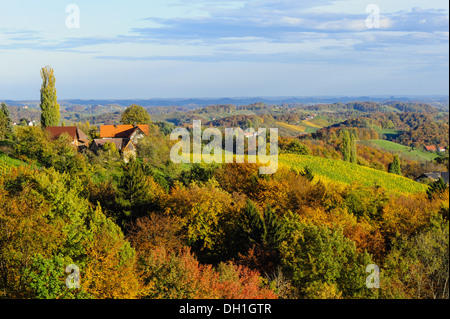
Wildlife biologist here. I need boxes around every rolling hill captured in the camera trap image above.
[358,140,439,162]
[279,154,428,195]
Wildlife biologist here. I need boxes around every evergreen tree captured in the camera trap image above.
[263,206,285,249]
[285,139,310,155]
[243,199,265,245]
[115,159,153,228]
[300,165,315,181]
[39,66,60,128]
[388,154,401,175]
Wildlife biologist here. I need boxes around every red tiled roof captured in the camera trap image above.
[46,126,78,140]
[424,145,437,151]
[45,126,89,142]
[99,125,149,138]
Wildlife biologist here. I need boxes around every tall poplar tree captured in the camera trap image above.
[349,133,357,164]
[0,102,12,139]
[341,129,357,163]
[341,130,351,162]
[40,66,60,128]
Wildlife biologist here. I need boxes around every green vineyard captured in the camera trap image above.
[279,154,428,195]
[0,153,28,174]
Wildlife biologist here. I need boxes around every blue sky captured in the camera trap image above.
[0,0,448,100]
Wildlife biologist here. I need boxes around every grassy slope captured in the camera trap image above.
[358,139,438,162]
[0,152,29,173]
[279,154,428,195]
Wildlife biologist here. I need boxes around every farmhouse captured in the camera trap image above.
[100,125,149,144]
[416,171,449,185]
[90,138,137,162]
[91,124,149,162]
[424,145,437,152]
[45,126,90,150]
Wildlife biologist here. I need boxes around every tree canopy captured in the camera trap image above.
[121,104,151,125]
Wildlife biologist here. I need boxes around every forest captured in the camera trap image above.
[0,70,449,299]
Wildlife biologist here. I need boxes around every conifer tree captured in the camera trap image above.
[388,154,401,175]
[116,159,153,227]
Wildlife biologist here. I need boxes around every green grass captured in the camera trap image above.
[376,128,400,139]
[0,152,30,174]
[279,153,428,195]
[359,139,439,162]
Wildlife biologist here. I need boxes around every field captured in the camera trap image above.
[279,153,428,195]
[276,122,306,133]
[376,128,400,139]
[358,139,439,162]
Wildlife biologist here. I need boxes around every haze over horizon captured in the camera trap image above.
[0,0,448,100]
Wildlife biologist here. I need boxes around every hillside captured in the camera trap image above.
[0,152,29,173]
[279,154,428,194]
[358,140,439,162]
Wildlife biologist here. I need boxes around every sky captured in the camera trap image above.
[0,0,448,100]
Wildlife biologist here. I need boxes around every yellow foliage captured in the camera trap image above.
[81,207,143,299]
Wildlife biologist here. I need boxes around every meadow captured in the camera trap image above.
[358,139,439,162]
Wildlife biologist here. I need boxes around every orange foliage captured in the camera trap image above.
[381,193,438,237]
[141,246,278,299]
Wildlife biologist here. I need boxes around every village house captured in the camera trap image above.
[90,124,149,162]
[424,145,437,152]
[100,125,149,143]
[416,171,449,185]
[45,126,90,150]
[90,137,137,162]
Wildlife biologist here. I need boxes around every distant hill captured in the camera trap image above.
[3,95,448,109]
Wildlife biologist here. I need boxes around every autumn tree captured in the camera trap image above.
[0,167,142,299]
[280,222,375,299]
[137,246,277,299]
[13,126,53,165]
[381,223,449,299]
[121,104,151,125]
[136,124,172,168]
[40,66,60,128]
[426,177,448,200]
